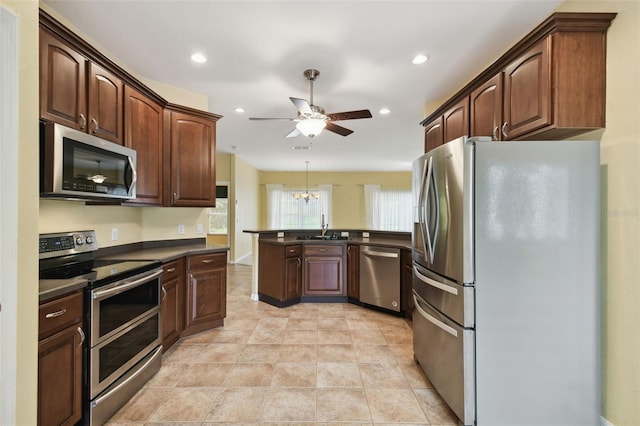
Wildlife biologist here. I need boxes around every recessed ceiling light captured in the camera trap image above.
[234,107,245,113]
[190,52,207,64]
[379,107,391,115]
[412,54,429,65]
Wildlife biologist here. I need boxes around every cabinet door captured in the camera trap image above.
[169,112,216,207]
[347,244,360,299]
[88,62,123,144]
[161,269,184,352]
[284,256,302,300]
[38,325,83,426]
[423,117,443,153]
[471,73,503,140]
[39,29,87,131]
[503,38,551,140]
[442,97,469,143]
[304,256,344,296]
[125,86,164,205]
[184,253,227,336]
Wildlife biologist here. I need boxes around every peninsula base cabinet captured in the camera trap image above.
[161,258,185,352]
[38,291,84,426]
[183,252,227,337]
[346,244,360,301]
[303,245,346,299]
[258,242,302,307]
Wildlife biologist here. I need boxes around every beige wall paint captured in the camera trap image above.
[258,171,412,229]
[230,155,260,263]
[1,0,39,424]
[554,2,640,424]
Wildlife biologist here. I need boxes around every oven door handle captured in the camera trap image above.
[91,346,162,408]
[92,269,163,300]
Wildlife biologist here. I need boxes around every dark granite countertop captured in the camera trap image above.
[39,240,229,302]
[257,235,411,250]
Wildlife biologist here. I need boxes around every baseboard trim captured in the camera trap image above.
[250,293,259,301]
[231,251,252,265]
[602,416,614,426]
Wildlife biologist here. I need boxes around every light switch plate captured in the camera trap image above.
[362,232,370,238]
[177,225,185,235]
[341,232,349,237]
[196,224,203,234]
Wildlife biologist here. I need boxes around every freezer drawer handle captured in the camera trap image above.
[413,294,458,337]
[413,266,458,295]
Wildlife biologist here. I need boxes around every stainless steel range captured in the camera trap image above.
[39,230,163,425]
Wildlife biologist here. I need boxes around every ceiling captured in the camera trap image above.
[42,0,562,172]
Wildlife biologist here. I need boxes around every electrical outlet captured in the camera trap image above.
[341,232,349,238]
[362,232,370,238]
[196,224,203,234]
[111,228,118,241]
[177,224,185,235]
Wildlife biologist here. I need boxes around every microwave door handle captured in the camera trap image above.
[127,156,137,197]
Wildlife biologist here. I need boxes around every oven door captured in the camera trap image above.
[90,268,162,347]
[89,309,160,399]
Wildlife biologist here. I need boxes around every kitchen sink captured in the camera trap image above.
[296,235,349,240]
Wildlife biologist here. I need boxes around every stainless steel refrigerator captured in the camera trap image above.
[411,136,600,426]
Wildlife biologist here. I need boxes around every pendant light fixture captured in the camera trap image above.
[293,161,320,203]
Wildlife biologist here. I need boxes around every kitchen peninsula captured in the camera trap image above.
[245,229,413,315]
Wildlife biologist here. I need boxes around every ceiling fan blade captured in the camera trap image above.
[325,122,353,137]
[249,117,295,121]
[290,97,313,115]
[326,109,373,121]
[286,128,301,138]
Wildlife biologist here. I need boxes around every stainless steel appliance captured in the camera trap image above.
[412,137,600,425]
[40,121,137,200]
[359,245,400,312]
[39,231,162,425]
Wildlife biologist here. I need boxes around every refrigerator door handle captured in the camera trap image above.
[413,294,458,337]
[422,156,435,263]
[413,265,458,295]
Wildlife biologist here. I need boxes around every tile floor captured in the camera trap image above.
[106,264,459,425]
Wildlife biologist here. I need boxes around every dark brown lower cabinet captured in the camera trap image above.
[183,252,227,337]
[258,242,302,307]
[401,249,414,317]
[303,244,345,298]
[161,258,185,352]
[38,291,84,426]
[347,244,360,300]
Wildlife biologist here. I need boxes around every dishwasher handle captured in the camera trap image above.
[362,250,399,258]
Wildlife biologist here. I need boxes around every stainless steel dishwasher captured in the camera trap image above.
[359,245,401,312]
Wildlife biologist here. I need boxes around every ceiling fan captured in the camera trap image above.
[249,69,372,138]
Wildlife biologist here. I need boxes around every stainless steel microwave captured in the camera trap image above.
[40,121,137,200]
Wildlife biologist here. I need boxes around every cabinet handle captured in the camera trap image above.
[173,192,177,204]
[166,267,176,273]
[91,118,99,134]
[77,326,85,346]
[161,287,167,302]
[319,248,327,253]
[79,113,87,130]
[297,258,301,267]
[45,309,67,319]
[347,246,351,254]
[501,122,508,139]
[289,249,295,253]
[202,259,214,264]
[492,126,498,141]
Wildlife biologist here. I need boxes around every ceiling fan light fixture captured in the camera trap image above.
[296,118,327,138]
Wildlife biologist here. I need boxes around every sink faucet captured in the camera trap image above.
[321,214,329,237]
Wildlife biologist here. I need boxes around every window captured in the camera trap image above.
[364,184,412,231]
[266,184,332,229]
[208,185,229,234]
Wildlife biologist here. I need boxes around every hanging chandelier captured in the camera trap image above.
[293,161,320,203]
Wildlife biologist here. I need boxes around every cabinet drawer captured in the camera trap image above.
[285,245,302,258]
[163,258,185,282]
[39,291,83,340]
[304,244,343,257]
[188,252,227,271]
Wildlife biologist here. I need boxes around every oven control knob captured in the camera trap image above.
[85,236,94,244]
[75,237,84,245]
